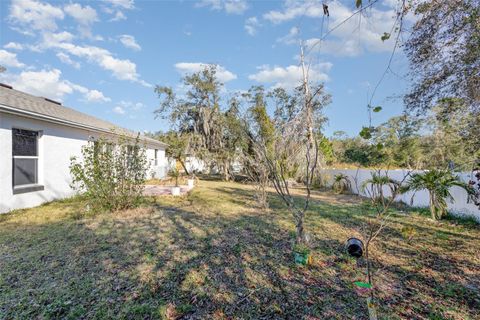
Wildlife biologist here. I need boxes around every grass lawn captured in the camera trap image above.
[1,179,479,319]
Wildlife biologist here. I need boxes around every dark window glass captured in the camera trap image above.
[13,158,38,186]
[12,129,38,156]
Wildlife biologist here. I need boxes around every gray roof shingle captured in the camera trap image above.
[0,85,166,148]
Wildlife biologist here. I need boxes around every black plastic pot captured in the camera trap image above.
[346,237,364,258]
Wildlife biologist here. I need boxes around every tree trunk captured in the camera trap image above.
[429,192,437,220]
[222,159,230,181]
[295,212,306,244]
[178,158,189,176]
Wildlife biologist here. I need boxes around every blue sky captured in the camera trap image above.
[0,0,411,137]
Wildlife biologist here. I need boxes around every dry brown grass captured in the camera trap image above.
[0,179,479,319]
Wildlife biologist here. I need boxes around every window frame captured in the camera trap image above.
[12,128,43,193]
[154,149,158,166]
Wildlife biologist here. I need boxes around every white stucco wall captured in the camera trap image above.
[146,148,168,179]
[0,113,166,213]
[185,156,207,173]
[321,168,480,222]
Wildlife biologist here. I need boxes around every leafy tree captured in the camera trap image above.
[261,68,332,244]
[70,135,148,212]
[328,107,478,171]
[372,115,422,169]
[318,134,334,165]
[401,169,475,220]
[168,168,180,187]
[154,65,237,180]
[343,143,386,167]
[269,87,298,128]
[404,0,480,113]
[244,85,276,208]
[424,98,480,171]
[218,95,250,181]
[154,131,191,175]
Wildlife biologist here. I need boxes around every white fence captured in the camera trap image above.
[321,169,480,222]
[149,166,168,179]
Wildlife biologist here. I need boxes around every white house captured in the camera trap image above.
[0,84,167,213]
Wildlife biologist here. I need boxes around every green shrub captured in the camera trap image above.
[401,169,475,220]
[168,168,180,187]
[332,173,351,194]
[70,134,148,212]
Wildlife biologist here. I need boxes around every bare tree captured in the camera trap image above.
[358,170,410,319]
[258,45,331,244]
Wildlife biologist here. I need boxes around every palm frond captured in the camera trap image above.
[402,169,472,219]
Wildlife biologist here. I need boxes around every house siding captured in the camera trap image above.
[0,113,166,213]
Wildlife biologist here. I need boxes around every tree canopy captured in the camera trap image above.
[404,0,480,113]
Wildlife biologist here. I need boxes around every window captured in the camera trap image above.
[154,149,158,166]
[12,129,39,187]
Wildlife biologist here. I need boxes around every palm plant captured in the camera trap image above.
[361,172,400,207]
[401,169,475,220]
[332,173,351,194]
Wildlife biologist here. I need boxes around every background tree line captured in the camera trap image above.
[327,98,479,171]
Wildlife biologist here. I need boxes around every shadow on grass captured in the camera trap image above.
[0,195,368,319]
[208,184,480,318]
[1,181,478,319]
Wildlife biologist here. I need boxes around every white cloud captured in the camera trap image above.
[113,106,126,114]
[119,35,141,51]
[264,0,401,56]
[0,50,25,68]
[44,41,149,86]
[112,100,144,116]
[4,42,24,50]
[248,62,332,89]
[84,89,111,102]
[43,31,75,43]
[305,38,363,57]
[110,10,126,21]
[103,0,134,21]
[0,68,109,103]
[263,0,323,24]
[104,0,135,10]
[8,0,64,32]
[277,26,300,45]
[6,0,150,88]
[7,69,73,100]
[64,3,98,38]
[64,3,97,25]
[245,16,260,36]
[48,41,145,85]
[224,0,248,14]
[56,52,80,69]
[174,62,237,83]
[197,0,248,15]
[119,100,144,110]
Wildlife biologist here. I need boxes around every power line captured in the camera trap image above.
[304,0,381,56]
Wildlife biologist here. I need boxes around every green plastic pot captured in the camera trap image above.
[294,252,310,265]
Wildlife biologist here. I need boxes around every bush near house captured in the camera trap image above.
[69,134,148,213]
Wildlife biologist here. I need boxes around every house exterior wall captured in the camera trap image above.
[0,113,166,213]
[321,168,480,222]
[145,148,168,179]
